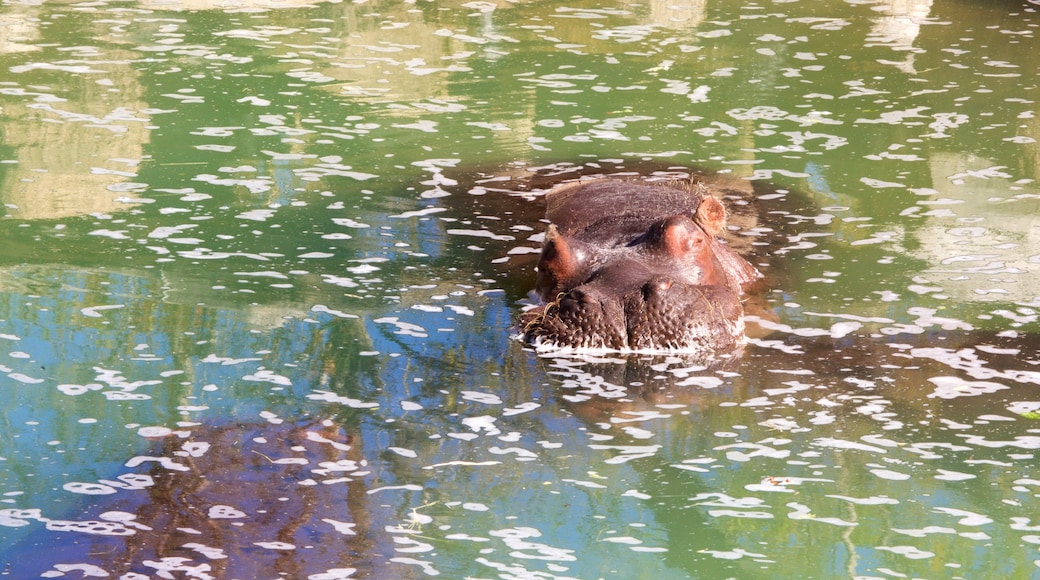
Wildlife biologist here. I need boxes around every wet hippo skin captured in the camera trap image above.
[518,179,761,354]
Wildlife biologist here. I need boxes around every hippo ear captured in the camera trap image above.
[694,196,726,236]
[535,224,587,301]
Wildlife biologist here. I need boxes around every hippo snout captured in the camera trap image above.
[628,278,745,353]
[521,275,746,354]
[527,285,628,351]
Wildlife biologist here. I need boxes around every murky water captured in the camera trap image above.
[2,0,1040,577]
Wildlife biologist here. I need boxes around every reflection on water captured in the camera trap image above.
[5,418,378,578]
[2,0,1040,577]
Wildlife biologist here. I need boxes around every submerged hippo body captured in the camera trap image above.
[519,179,761,354]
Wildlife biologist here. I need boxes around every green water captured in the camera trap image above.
[1,0,1040,577]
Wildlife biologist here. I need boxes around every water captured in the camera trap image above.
[1,0,1040,577]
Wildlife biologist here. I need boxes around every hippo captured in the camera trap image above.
[517,178,762,355]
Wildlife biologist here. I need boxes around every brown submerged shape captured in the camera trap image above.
[518,178,761,355]
[4,419,383,579]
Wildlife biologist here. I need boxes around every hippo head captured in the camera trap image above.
[518,179,760,355]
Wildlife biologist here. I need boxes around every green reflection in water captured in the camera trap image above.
[1,0,1040,577]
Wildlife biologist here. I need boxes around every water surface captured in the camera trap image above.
[1,0,1040,578]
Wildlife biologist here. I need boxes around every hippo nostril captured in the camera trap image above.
[559,288,594,309]
[642,277,674,300]
[652,278,675,292]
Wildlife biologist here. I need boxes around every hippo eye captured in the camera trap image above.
[654,215,706,258]
[536,228,591,302]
